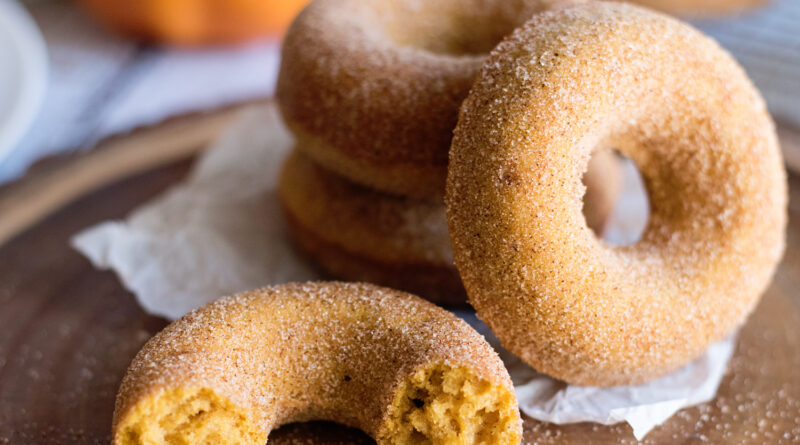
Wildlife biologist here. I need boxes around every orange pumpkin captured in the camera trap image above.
[78,0,310,46]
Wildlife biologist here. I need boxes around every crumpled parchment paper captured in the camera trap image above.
[73,104,736,440]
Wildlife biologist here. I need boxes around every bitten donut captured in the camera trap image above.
[621,0,768,16]
[277,0,580,198]
[278,150,621,304]
[447,3,786,386]
[113,282,522,444]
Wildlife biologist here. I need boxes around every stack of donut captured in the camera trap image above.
[276,0,623,305]
[277,0,785,386]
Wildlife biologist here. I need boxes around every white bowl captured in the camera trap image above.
[0,0,48,166]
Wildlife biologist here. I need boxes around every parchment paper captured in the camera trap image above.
[73,104,736,440]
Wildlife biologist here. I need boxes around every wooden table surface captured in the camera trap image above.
[0,109,798,444]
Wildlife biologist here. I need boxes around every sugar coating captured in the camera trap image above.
[446,2,787,386]
[280,150,454,266]
[277,150,466,304]
[277,0,583,198]
[112,282,521,444]
[277,149,620,305]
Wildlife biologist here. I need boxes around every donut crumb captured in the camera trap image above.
[382,364,519,445]
[115,387,260,444]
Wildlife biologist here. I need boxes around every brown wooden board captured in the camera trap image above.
[0,112,799,443]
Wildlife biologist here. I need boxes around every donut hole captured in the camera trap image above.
[581,149,623,238]
[584,150,649,245]
[116,387,261,444]
[379,1,546,56]
[382,364,519,444]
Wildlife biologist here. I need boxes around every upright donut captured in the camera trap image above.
[113,282,522,444]
[447,2,786,386]
[278,0,581,198]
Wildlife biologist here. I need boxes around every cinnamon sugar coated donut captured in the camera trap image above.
[112,282,522,444]
[277,0,581,198]
[446,2,786,386]
[278,150,465,304]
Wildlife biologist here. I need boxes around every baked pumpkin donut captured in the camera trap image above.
[278,149,621,304]
[278,150,464,305]
[113,282,522,444]
[277,0,581,198]
[447,2,786,386]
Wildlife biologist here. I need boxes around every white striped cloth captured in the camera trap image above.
[695,0,800,127]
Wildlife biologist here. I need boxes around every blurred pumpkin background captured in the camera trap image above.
[0,0,798,185]
[77,0,308,45]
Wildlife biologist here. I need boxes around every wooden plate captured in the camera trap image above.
[0,108,798,444]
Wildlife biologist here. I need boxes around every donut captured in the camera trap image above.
[278,149,622,304]
[112,282,522,444]
[278,150,464,305]
[621,0,768,16]
[446,2,786,386]
[277,0,582,198]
